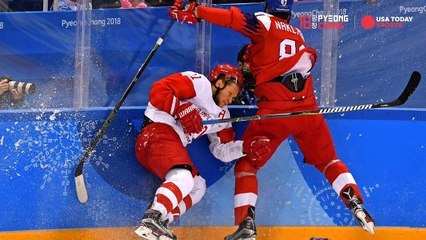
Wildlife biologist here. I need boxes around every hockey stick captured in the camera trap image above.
[203,71,421,125]
[74,20,175,203]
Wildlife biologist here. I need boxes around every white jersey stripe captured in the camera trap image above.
[332,172,357,194]
[256,12,272,31]
[322,159,341,175]
[235,192,258,208]
[286,51,315,78]
[170,96,178,115]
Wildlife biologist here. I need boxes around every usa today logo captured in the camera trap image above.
[360,15,414,29]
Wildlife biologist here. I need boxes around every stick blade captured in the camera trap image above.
[75,174,88,203]
[397,71,421,104]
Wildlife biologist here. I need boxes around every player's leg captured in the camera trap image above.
[225,118,288,240]
[135,123,197,240]
[295,115,375,234]
[165,175,207,223]
[136,168,194,240]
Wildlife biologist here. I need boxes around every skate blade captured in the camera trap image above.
[159,236,173,240]
[363,222,375,235]
[242,234,257,240]
[134,226,157,240]
[225,235,256,240]
[356,211,375,235]
[361,220,375,235]
[135,226,174,240]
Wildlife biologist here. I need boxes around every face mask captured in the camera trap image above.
[241,67,256,90]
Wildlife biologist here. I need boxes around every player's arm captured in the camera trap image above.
[207,127,245,163]
[149,73,197,116]
[149,73,203,134]
[168,0,263,39]
[196,6,261,38]
[208,127,273,163]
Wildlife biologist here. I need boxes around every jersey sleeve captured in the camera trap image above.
[196,6,265,41]
[149,73,197,116]
[207,126,245,163]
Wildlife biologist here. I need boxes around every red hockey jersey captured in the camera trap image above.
[197,6,317,84]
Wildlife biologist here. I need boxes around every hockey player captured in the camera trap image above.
[134,64,272,240]
[232,44,257,105]
[169,0,375,239]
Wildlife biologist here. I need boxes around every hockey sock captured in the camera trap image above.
[151,168,194,221]
[166,175,206,223]
[320,159,364,206]
[234,171,258,225]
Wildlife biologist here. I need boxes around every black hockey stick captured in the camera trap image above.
[74,20,175,203]
[203,71,421,125]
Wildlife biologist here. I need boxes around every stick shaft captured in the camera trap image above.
[74,20,176,203]
[203,71,421,125]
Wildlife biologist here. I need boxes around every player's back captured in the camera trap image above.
[250,13,312,84]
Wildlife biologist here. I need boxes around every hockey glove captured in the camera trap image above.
[171,0,183,10]
[169,1,199,24]
[243,136,272,162]
[176,102,203,135]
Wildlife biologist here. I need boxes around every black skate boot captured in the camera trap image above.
[160,219,177,240]
[342,187,375,235]
[224,217,257,240]
[134,209,177,240]
[225,207,257,240]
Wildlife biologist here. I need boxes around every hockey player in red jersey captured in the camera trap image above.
[134,64,272,240]
[232,44,257,105]
[169,0,375,239]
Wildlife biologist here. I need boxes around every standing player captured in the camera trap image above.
[169,0,375,239]
[134,64,271,240]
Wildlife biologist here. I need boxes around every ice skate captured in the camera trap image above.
[224,217,257,240]
[134,209,177,240]
[342,187,375,235]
